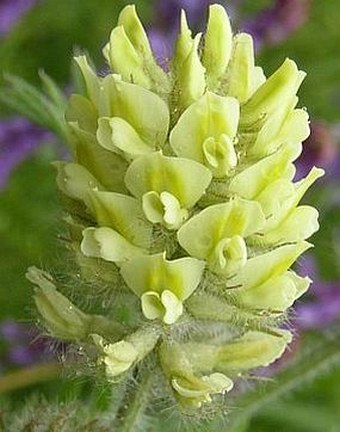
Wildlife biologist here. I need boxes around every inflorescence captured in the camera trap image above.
[27,3,323,412]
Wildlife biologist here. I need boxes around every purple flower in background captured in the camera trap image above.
[149,0,311,60]
[296,122,338,180]
[0,0,38,36]
[0,320,54,371]
[149,0,229,60]
[0,2,55,190]
[0,117,51,189]
[243,0,311,51]
[296,255,340,329]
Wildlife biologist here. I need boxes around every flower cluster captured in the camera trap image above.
[28,4,323,409]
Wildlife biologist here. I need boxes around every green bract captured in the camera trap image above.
[28,3,323,414]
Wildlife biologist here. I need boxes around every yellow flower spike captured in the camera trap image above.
[226,33,266,103]
[24,2,324,414]
[173,10,206,110]
[202,4,233,89]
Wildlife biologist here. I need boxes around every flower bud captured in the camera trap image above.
[27,267,124,341]
[173,10,206,110]
[202,4,232,88]
[93,326,160,379]
[160,343,233,407]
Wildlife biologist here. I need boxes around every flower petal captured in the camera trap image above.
[125,151,212,208]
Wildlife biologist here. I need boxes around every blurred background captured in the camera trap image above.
[0,1,339,430]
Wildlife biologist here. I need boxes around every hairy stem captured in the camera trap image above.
[113,369,154,432]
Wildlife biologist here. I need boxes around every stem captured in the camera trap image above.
[114,369,154,432]
[0,362,61,394]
